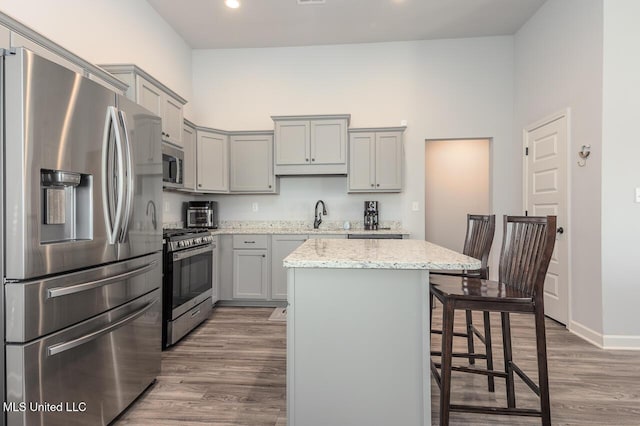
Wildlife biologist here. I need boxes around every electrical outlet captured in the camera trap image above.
[164,201,170,212]
[400,119,408,126]
[411,201,419,211]
[635,187,640,203]
[252,202,259,212]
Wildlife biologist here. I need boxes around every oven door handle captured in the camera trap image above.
[47,261,159,299]
[173,245,213,261]
[47,298,159,357]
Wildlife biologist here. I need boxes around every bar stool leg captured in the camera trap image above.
[439,301,455,426]
[465,309,475,365]
[483,311,495,392]
[535,309,552,426]
[501,312,516,408]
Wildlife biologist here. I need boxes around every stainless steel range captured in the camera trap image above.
[163,228,215,348]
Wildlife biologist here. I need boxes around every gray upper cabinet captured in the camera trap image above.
[196,127,229,193]
[229,131,276,193]
[273,114,350,175]
[182,120,197,191]
[348,127,405,193]
[99,64,187,148]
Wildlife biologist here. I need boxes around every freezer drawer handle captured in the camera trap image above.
[47,260,158,299]
[47,297,159,357]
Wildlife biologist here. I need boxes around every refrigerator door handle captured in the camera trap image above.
[117,110,135,243]
[46,297,159,356]
[46,260,159,299]
[102,106,125,245]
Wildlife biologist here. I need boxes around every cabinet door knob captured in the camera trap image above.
[198,184,202,187]
[162,132,166,136]
[376,184,380,187]
[311,158,315,162]
[306,158,309,162]
[167,133,170,138]
[371,184,374,187]
[268,185,272,188]
[262,254,266,258]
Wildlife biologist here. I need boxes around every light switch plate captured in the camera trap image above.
[635,187,640,203]
[252,202,259,212]
[411,201,419,211]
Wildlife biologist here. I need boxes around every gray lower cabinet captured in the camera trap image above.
[232,234,270,299]
[348,127,405,192]
[233,250,269,299]
[229,131,276,193]
[211,236,220,304]
[219,235,234,300]
[271,234,308,300]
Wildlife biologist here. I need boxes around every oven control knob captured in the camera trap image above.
[194,238,201,244]
[179,241,185,247]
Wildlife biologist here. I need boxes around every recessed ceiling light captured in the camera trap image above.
[225,0,240,9]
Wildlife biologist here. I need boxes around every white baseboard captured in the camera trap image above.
[602,335,640,350]
[569,320,640,350]
[569,320,603,348]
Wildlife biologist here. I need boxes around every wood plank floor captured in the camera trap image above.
[116,306,640,425]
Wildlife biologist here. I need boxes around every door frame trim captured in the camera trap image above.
[522,108,572,328]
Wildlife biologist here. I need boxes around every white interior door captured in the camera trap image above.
[525,114,569,325]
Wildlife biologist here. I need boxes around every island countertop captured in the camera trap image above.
[283,238,481,270]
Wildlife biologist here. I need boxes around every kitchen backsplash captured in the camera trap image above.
[217,220,403,231]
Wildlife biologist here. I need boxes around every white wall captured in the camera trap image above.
[0,0,194,118]
[425,139,490,253]
[514,0,604,334]
[192,38,517,243]
[601,0,640,339]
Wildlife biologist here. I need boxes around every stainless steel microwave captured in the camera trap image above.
[162,143,184,189]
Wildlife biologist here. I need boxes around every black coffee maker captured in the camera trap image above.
[364,201,379,230]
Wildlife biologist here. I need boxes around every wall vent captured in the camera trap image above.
[297,0,326,5]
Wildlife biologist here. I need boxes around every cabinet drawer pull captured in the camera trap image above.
[244,241,256,244]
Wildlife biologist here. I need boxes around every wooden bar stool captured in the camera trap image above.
[430,215,556,426]
[430,214,496,391]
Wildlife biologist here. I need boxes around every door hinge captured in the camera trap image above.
[525,147,529,156]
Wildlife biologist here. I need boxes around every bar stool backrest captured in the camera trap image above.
[498,215,557,298]
[463,214,496,279]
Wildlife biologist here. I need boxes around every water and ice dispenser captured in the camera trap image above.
[41,169,92,243]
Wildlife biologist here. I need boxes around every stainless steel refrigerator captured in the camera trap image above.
[1,48,163,426]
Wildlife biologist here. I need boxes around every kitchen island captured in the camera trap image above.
[283,238,480,426]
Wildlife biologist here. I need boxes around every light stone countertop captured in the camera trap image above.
[205,220,409,236]
[209,227,409,236]
[283,238,481,270]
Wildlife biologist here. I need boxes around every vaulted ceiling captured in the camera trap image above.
[147,0,546,49]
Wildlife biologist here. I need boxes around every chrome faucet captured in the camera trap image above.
[146,200,157,230]
[313,200,327,229]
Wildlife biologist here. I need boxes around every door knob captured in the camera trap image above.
[557,227,564,234]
